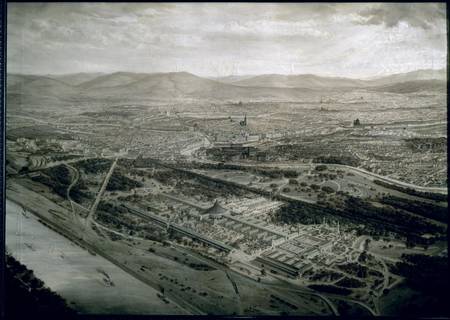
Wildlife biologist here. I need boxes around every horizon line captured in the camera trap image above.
[7,67,446,81]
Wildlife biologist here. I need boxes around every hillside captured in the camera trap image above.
[369,79,446,94]
[214,68,446,89]
[81,71,320,101]
[50,72,105,86]
[7,72,322,102]
[213,75,257,84]
[229,74,366,89]
[367,69,446,86]
[6,69,446,103]
[78,72,150,89]
[7,74,80,97]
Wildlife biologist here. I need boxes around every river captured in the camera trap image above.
[5,199,187,315]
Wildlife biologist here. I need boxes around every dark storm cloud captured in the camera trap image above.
[357,3,446,29]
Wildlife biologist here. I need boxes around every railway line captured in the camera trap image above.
[124,205,235,252]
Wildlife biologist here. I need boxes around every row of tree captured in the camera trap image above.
[373,179,447,202]
[380,195,447,223]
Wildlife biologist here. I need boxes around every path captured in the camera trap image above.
[221,161,447,194]
[86,157,118,228]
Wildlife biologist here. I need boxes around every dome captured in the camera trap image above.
[203,200,227,216]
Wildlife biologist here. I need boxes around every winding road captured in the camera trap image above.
[64,163,85,225]
[215,161,447,194]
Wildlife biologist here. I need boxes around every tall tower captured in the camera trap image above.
[239,114,247,127]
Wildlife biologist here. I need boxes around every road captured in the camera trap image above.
[266,274,342,315]
[27,155,447,195]
[224,271,243,314]
[338,164,447,194]
[86,157,118,228]
[215,161,447,194]
[171,242,340,316]
[64,163,84,225]
[319,179,341,192]
[65,164,80,204]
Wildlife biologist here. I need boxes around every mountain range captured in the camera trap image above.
[7,68,446,103]
[213,68,446,89]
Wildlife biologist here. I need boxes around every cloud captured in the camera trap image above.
[6,3,447,77]
[356,3,446,29]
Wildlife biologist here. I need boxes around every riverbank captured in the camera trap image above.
[5,199,187,315]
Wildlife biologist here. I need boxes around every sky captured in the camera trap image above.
[7,2,447,78]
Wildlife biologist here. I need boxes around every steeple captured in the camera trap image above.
[239,114,247,127]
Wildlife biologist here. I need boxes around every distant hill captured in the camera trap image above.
[7,74,80,97]
[6,69,446,104]
[212,75,258,84]
[50,72,105,86]
[6,72,320,102]
[74,71,320,101]
[7,74,42,87]
[367,69,446,86]
[369,80,446,94]
[215,68,446,89]
[228,74,366,89]
[77,72,150,89]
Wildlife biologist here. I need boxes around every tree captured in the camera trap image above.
[321,186,335,193]
[363,238,371,251]
[315,165,328,171]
